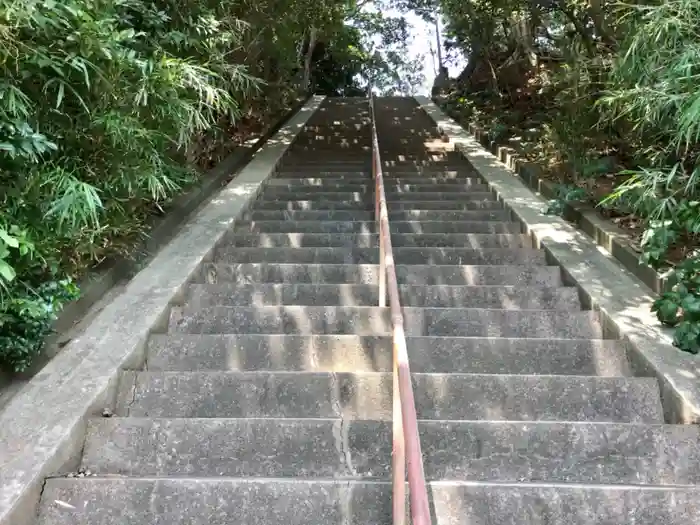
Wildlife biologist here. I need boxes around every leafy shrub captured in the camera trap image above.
[653,257,700,354]
[543,184,587,217]
[0,0,255,371]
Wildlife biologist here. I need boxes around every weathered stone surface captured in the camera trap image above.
[115,371,661,422]
[265,178,485,188]
[390,233,531,248]
[241,209,372,221]
[167,305,604,338]
[387,219,520,233]
[180,283,581,310]
[221,232,379,248]
[213,246,547,265]
[194,262,381,284]
[81,419,696,482]
[38,478,700,525]
[257,189,373,201]
[251,199,373,211]
[251,199,506,211]
[258,187,494,200]
[192,263,562,286]
[237,218,378,232]
[405,307,604,338]
[145,334,631,376]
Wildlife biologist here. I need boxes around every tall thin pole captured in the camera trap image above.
[434,16,443,69]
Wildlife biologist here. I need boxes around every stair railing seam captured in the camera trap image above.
[367,89,432,525]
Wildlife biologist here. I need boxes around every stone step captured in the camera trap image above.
[280,157,463,164]
[272,170,371,177]
[234,219,521,234]
[251,200,501,211]
[289,149,370,155]
[145,334,631,376]
[180,284,580,309]
[257,190,373,201]
[272,169,474,179]
[385,192,495,202]
[80,420,691,481]
[221,233,531,249]
[212,247,547,266]
[241,207,509,221]
[115,372,659,422]
[266,178,484,187]
[279,160,370,168]
[261,183,492,193]
[223,233,380,248]
[38,478,700,525]
[168,305,603,339]
[193,263,563,286]
[255,190,494,202]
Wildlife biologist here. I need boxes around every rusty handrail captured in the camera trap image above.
[368,90,432,525]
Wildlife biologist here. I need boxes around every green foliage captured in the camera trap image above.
[0,222,80,371]
[653,257,700,354]
[543,184,587,216]
[425,0,700,354]
[596,0,700,351]
[0,0,420,372]
[0,278,80,372]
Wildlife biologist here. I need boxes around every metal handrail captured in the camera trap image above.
[367,90,432,525]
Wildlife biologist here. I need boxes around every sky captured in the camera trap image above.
[385,8,466,95]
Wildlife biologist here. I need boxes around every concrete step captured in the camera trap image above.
[168,305,603,338]
[273,170,370,177]
[212,247,547,266]
[240,211,378,222]
[272,169,474,179]
[234,219,521,234]
[180,284,581,309]
[115,372,660,422]
[220,233,531,249]
[193,263,563,286]
[145,334,631,376]
[261,183,492,193]
[266,179,374,188]
[255,190,495,202]
[79,420,691,481]
[252,200,501,211]
[266,178,484,187]
[279,160,370,168]
[251,199,373,211]
[241,207,509,222]
[38,478,700,525]
[385,191,494,202]
[222,233,378,248]
[257,190,372,202]
[393,233,530,248]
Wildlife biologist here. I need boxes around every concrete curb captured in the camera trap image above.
[0,95,326,525]
[416,95,700,427]
[463,121,669,294]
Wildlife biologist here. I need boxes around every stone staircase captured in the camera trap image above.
[36,97,699,524]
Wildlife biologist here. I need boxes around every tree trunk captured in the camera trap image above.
[302,27,318,91]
